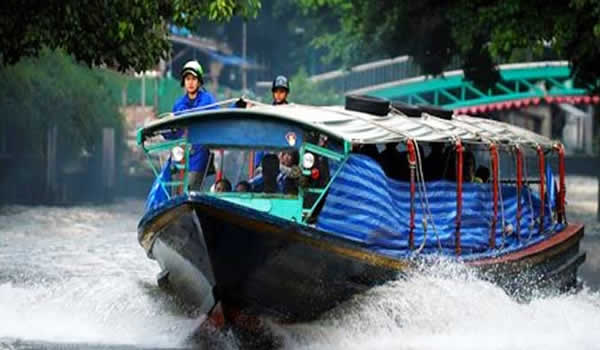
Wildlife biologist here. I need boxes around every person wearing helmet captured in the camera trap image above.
[173,60,217,113]
[271,75,289,105]
[249,75,290,168]
[169,60,218,190]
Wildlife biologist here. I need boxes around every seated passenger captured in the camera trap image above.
[355,144,380,161]
[464,151,476,182]
[424,142,447,181]
[214,178,232,192]
[279,150,298,172]
[444,148,477,182]
[475,166,490,183]
[262,154,280,193]
[278,150,300,194]
[248,151,301,194]
[379,143,408,180]
[248,154,278,193]
[235,181,251,192]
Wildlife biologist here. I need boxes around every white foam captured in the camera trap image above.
[275,262,600,350]
[0,278,201,347]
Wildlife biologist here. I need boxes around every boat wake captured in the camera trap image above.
[1,253,600,349]
[0,278,205,348]
[270,261,600,350]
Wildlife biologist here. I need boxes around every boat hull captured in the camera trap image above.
[138,195,586,322]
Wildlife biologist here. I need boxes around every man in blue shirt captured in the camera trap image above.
[170,60,218,190]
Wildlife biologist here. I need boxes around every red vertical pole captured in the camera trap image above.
[249,151,255,178]
[537,145,546,234]
[216,149,224,182]
[177,128,189,195]
[553,144,566,223]
[177,158,185,195]
[489,143,499,249]
[407,139,417,250]
[455,140,463,256]
[515,146,523,241]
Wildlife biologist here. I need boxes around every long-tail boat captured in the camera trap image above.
[137,96,585,324]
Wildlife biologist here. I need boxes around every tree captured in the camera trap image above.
[191,0,340,82]
[0,49,124,158]
[299,0,600,91]
[0,0,261,72]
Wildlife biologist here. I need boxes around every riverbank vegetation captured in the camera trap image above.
[0,49,124,160]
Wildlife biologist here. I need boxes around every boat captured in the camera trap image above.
[136,95,585,326]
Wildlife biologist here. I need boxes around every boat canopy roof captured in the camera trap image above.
[140,102,558,150]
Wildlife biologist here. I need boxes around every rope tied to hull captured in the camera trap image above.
[489,143,499,249]
[515,145,523,241]
[413,139,441,254]
[455,139,463,256]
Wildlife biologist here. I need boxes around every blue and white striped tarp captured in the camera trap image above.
[316,155,560,257]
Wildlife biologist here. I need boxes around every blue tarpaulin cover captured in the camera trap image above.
[316,155,562,257]
[145,159,172,211]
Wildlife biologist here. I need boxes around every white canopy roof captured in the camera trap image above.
[147,102,559,150]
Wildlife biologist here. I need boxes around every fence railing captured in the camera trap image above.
[256,56,463,96]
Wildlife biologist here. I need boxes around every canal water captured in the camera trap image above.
[1,177,599,349]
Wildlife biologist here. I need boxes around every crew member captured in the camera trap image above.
[169,60,218,190]
[272,75,290,105]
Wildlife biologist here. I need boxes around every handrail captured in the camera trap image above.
[300,141,350,222]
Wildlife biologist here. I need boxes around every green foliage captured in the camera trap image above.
[0,0,261,72]
[263,68,343,105]
[299,0,600,92]
[0,49,124,158]
[192,0,340,80]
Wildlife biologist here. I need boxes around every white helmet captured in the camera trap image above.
[180,60,204,86]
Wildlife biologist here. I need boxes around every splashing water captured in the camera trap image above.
[0,200,203,348]
[272,261,600,350]
[0,177,599,349]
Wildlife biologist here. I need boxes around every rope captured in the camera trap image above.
[514,146,523,241]
[455,139,463,256]
[413,139,441,254]
[489,144,499,249]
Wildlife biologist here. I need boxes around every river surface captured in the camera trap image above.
[1,177,600,349]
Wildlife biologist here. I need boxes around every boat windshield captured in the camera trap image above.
[197,147,302,197]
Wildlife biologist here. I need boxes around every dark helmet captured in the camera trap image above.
[272,75,289,92]
[180,60,204,86]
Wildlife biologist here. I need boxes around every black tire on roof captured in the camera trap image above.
[391,101,422,118]
[418,105,454,120]
[345,95,390,116]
